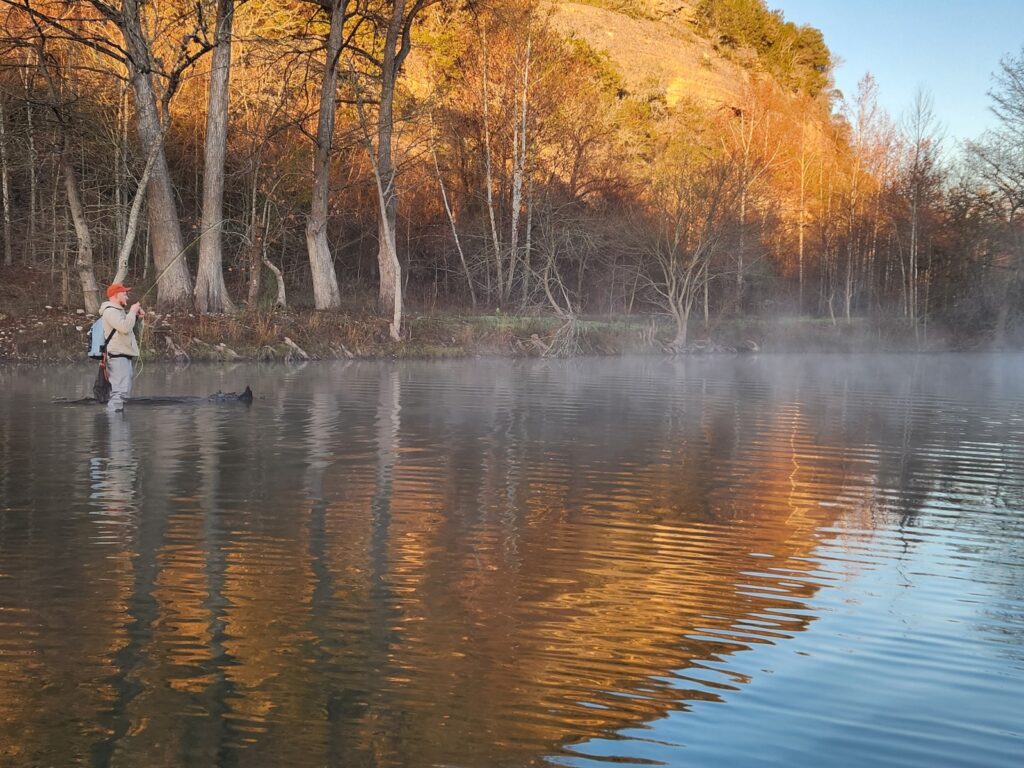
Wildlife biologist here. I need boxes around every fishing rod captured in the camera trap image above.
[137,218,226,304]
[130,219,226,374]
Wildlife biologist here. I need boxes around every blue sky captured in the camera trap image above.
[773,0,1023,144]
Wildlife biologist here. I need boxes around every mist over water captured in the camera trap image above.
[1,355,1023,767]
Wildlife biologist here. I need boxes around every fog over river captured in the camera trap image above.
[1,355,1022,767]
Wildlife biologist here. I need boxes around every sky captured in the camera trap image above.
[773,0,1024,145]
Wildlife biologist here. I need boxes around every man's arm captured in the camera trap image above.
[103,305,138,335]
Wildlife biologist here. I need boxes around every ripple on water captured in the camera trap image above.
[0,356,1023,766]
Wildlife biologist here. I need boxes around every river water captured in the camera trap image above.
[1,355,1022,767]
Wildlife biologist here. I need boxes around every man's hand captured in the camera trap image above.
[131,302,145,318]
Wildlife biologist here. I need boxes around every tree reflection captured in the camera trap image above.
[1,358,1023,765]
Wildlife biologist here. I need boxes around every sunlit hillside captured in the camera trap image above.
[550,1,744,108]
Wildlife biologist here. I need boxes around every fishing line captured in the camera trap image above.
[131,219,226,376]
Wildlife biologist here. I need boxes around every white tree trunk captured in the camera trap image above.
[375,0,405,319]
[195,0,237,314]
[61,151,101,313]
[305,0,345,310]
[479,24,503,299]
[122,0,193,307]
[113,146,159,285]
[508,34,531,301]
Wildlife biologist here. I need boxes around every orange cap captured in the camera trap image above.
[106,283,130,299]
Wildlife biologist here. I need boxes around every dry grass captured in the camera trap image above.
[0,266,978,363]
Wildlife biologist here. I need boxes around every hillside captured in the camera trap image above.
[549,1,747,109]
[549,0,831,109]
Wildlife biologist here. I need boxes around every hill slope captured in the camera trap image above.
[549,1,749,109]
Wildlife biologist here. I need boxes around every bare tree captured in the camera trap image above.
[899,88,943,335]
[990,46,1024,142]
[986,49,1024,344]
[61,145,102,312]
[370,0,430,326]
[969,136,1024,343]
[507,27,530,303]
[99,0,207,306]
[724,84,781,312]
[7,0,215,306]
[477,18,503,300]
[304,0,350,310]
[20,53,38,261]
[195,0,238,314]
[0,90,12,266]
[111,144,159,285]
[429,113,475,307]
[24,23,104,311]
[643,153,737,347]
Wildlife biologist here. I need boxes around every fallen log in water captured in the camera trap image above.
[55,386,253,406]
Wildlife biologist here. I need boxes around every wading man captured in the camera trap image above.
[99,283,145,412]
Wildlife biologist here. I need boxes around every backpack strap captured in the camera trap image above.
[99,307,119,372]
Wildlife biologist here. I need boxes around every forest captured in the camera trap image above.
[0,0,1021,350]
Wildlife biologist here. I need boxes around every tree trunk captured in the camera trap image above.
[703,263,709,330]
[993,211,1021,348]
[508,33,531,301]
[0,94,12,266]
[736,185,746,310]
[375,0,405,319]
[798,188,805,314]
[112,146,159,285]
[522,186,532,306]
[115,91,128,245]
[264,245,287,309]
[121,0,193,307]
[305,0,345,310]
[430,127,475,308]
[479,24,503,300]
[247,217,263,307]
[672,303,689,348]
[22,60,37,262]
[61,151,101,313]
[195,0,237,314]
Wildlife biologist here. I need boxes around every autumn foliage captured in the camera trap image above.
[0,0,1021,345]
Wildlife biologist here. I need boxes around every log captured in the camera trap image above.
[56,386,253,406]
[283,336,310,361]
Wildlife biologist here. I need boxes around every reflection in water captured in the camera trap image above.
[0,356,1023,767]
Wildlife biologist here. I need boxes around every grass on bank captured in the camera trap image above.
[0,265,993,363]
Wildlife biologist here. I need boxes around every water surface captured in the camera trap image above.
[1,355,1022,766]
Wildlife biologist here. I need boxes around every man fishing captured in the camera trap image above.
[99,283,145,413]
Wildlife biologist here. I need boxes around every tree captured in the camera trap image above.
[94,0,207,307]
[365,0,431,336]
[7,0,214,307]
[304,0,349,310]
[641,124,737,347]
[195,0,238,314]
[897,88,943,334]
[21,19,105,312]
[969,48,1024,345]
[0,88,11,265]
[723,82,782,312]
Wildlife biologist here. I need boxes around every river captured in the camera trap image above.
[1,355,1022,766]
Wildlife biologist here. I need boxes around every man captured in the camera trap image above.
[99,283,145,412]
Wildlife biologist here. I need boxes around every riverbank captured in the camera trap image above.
[1,303,991,364]
[0,269,1002,363]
